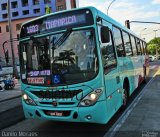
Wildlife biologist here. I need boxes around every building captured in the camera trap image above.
[0,0,79,66]
[56,0,79,11]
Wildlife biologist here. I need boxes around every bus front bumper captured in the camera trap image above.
[22,100,108,124]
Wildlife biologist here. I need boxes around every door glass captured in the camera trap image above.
[99,27,117,73]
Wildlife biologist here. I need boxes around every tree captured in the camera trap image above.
[147,44,156,55]
[147,37,160,55]
[45,5,52,14]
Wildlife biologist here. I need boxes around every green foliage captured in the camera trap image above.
[147,44,156,55]
[45,5,52,14]
[147,37,160,55]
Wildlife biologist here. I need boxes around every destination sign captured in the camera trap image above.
[26,15,85,35]
[20,9,94,38]
[45,15,79,31]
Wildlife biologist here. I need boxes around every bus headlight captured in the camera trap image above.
[23,94,36,106]
[79,89,103,107]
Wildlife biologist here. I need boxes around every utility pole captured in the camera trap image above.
[7,0,19,78]
[153,30,159,60]
[107,0,116,15]
[140,28,147,37]
[153,30,158,38]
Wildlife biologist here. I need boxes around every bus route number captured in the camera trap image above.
[27,25,39,34]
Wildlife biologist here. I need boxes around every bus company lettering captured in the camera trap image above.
[45,15,77,30]
[27,77,44,84]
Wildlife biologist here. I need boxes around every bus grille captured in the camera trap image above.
[39,102,75,105]
[30,89,83,99]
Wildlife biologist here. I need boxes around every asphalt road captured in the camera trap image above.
[1,61,160,137]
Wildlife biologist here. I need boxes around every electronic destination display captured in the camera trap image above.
[20,9,94,38]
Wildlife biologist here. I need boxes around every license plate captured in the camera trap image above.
[47,111,63,116]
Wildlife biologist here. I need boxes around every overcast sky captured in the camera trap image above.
[79,0,160,42]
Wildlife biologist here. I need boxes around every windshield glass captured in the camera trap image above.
[20,28,98,86]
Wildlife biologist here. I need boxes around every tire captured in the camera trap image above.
[5,85,8,90]
[121,84,129,110]
[143,67,147,84]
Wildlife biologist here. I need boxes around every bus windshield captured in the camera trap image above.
[20,28,98,86]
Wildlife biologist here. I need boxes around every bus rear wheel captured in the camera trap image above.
[143,67,147,84]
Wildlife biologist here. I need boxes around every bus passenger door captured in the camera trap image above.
[133,39,144,88]
[99,24,122,118]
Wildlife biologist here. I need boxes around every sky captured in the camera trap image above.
[78,0,160,42]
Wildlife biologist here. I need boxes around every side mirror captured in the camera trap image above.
[101,26,110,43]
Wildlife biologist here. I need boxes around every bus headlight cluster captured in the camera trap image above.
[79,89,103,107]
[23,94,36,106]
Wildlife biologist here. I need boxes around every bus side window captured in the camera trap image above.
[113,27,125,57]
[136,39,142,55]
[130,36,137,56]
[100,29,117,73]
[143,42,147,55]
[141,41,145,55]
[122,31,132,56]
[139,40,144,55]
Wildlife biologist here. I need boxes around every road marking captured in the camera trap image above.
[104,71,158,137]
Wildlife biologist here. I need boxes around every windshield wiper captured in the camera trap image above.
[30,36,40,43]
[52,28,72,49]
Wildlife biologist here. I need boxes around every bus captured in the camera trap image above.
[19,7,149,124]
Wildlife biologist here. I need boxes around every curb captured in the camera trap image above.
[0,95,21,103]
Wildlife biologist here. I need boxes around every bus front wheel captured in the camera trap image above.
[121,83,129,110]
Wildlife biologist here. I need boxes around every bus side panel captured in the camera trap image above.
[133,55,144,88]
[121,56,136,95]
[105,69,123,118]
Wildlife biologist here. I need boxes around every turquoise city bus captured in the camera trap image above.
[19,7,149,124]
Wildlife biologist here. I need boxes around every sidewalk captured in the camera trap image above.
[114,70,160,137]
